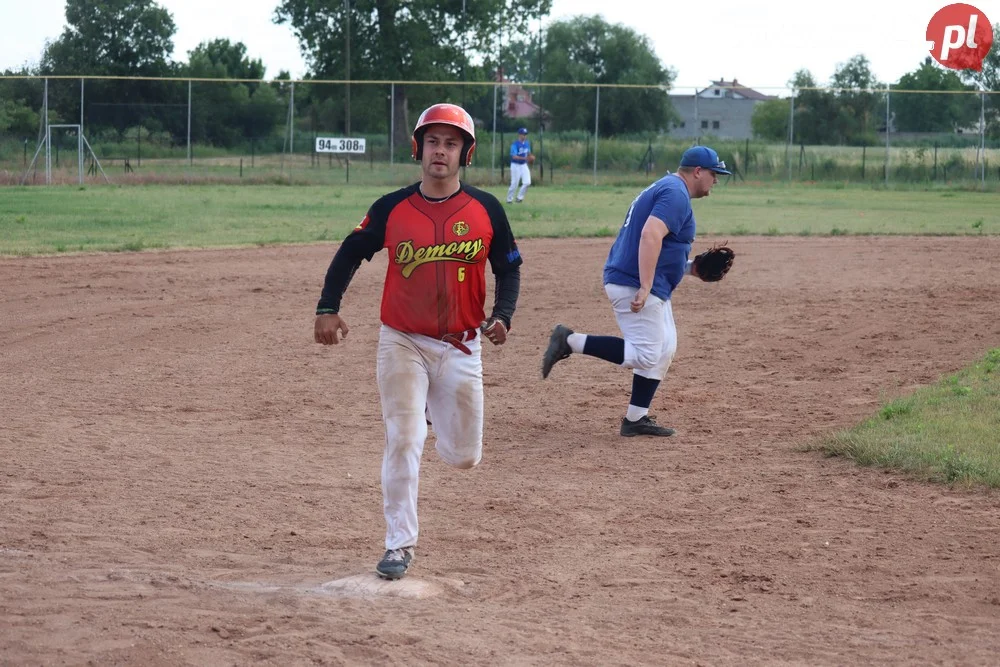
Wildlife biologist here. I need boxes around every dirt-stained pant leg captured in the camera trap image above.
[377,325,431,550]
[604,283,678,381]
[426,336,484,469]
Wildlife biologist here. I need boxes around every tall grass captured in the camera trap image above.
[5,134,1000,188]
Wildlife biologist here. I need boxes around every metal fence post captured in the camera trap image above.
[885,84,890,186]
[787,93,794,181]
[491,83,498,183]
[593,85,600,186]
[44,78,50,184]
[980,89,986,186]
[80,78,85,184]
[187,80,192,166]
[694,87,699,143]
[77,123,84,185]
[390,82,395,165]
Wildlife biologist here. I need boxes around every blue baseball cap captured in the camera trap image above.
[680,146,731,174]
[517,127,528,135]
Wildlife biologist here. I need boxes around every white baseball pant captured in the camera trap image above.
[604,283,678,381]
[507,162,531,202]
[376,324,484,550]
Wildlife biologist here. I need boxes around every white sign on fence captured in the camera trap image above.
[315,137,367,154]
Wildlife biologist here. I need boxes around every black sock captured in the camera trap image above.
[582,336,625,365]
[629,375,660,411]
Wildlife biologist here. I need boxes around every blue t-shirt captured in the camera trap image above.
[603,173,695,301]
[510,139,531,164]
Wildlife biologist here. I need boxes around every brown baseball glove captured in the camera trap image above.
[692,243,735,282]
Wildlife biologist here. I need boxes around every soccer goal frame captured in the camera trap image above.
[21,124,110,186]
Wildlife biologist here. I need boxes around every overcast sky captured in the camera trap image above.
[1,0,995,92]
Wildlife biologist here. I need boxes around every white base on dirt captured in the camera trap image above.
[316,574,463,600]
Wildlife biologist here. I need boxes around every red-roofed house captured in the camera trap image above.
[497,71,551,127]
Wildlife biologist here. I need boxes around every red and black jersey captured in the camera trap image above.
[317,183,522,339]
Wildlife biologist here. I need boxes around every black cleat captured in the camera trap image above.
[375,546,415,580]
[620,415,676,437]
[542,325,573,378]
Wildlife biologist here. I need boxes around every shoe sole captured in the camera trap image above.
[375,569,407,580]
[620,430,675,437]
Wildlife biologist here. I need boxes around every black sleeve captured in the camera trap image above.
[490,265,520,330]
[315,244,364,315]
[315,195,396,315]
[468,186,523,328]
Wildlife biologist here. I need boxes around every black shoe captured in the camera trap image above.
[375,546,415,580]
[620,415,675,437]
[542,324,573,378]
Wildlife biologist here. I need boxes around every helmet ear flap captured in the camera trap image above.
[410,132,424,162]
[461,141,476,167]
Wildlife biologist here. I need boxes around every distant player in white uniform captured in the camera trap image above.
[506,127,532,204]
[540,146,732,436]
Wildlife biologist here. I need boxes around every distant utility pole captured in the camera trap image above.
[344,0,351,137]
[462,0,467,109]
[537,8,544,180]
[462,0,467,179]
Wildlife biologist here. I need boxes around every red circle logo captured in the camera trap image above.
[927,4,993,71]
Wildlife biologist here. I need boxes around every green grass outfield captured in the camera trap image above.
[1,181,998,255]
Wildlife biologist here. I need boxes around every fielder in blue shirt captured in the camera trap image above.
[506,127,533,203]
[541,146,734,437]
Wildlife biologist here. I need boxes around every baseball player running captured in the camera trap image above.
[314,103,523,580]
[506,127,532,204]
[541,146,732,437]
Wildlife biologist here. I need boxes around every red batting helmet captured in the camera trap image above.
[411,103,477,167]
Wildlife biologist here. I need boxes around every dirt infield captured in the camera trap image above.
[2,236,1000,666]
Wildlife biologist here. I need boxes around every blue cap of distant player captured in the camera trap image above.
[680,145,731,174]
[517,127,528,135]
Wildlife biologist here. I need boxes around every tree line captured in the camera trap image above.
[1,0,997,150]
[752,46,1000,145]
[1,0,676,150]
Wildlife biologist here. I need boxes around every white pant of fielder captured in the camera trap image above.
[507,162,531,202]
[605,283,678,380]
[376,325,484,550]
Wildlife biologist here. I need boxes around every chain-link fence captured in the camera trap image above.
[2,75,998,187]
